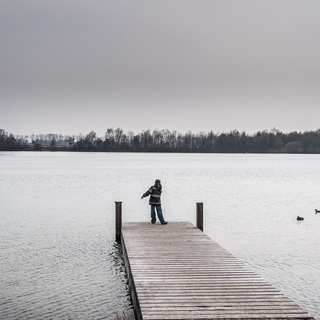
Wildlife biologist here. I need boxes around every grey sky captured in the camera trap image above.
[1,0,320,136]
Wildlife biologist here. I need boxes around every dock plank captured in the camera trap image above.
[121,222,314,320]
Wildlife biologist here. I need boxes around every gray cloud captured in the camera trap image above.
[1,0,320,135]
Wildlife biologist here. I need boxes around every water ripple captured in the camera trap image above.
[2,152,320,319]
[0,226,132,320]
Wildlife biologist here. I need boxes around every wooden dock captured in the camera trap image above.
[121,221,314,320]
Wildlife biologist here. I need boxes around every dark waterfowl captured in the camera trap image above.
[315,209,320,213]
[297,216,304,221]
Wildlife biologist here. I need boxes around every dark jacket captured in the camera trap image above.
[143,181,162,205]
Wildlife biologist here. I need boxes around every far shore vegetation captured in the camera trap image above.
[1,127,320,153]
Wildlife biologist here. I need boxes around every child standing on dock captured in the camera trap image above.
[141,179,168,225]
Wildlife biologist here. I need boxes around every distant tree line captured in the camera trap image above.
[1,127,320,153]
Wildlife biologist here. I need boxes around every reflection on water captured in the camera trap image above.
[0,152,320,319]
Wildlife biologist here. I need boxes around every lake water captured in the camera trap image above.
[1,152,319,319]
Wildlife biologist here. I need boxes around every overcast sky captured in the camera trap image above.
[1,0,320,136]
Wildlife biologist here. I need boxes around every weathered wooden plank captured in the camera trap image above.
[137,296,294,303]
[121,221,314,320]
[142,316,312,320]
[137,289,282,294]
[141,308,310,314]
[137,292,289,298]
[140,305,305,312]
[141,313,313,320]
[139,302,301,308]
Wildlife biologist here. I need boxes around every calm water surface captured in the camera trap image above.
[1,152,320,319]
